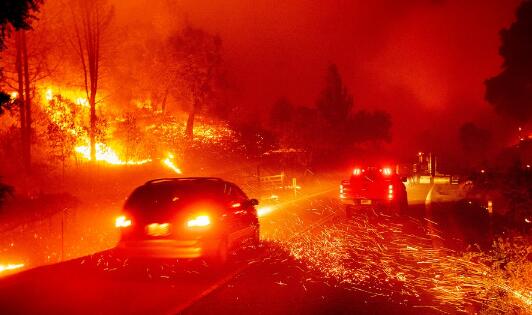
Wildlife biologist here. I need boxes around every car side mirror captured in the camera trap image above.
[401,177,408,183]
[249,198,259,206]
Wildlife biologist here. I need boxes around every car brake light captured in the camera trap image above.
[115,215,132,228]
[353,168,362,175]
[187,215,211,228]
[388,184,393,200]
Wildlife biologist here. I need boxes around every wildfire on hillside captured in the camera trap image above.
[32,86,235,171]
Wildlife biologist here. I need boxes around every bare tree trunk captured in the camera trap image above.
[161,87,169,114]
[15,31,27,172]
[69,0,112,162]
[89,92,96,161]
[185,104,196,139]
[22,31,32,173]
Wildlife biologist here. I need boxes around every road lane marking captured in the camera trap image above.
[167,263,249,315]
[425,184,434,206]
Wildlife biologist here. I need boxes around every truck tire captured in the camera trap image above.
[399,199,408,215]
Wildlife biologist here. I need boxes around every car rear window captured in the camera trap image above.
[124,181,224,213]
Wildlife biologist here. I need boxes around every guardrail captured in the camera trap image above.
[259,172,286,187]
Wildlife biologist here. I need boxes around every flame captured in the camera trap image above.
[38,85,230,168]
[41,85,152,166]
[75,97,89,107]
[45,88,53,101]
[0,263,24,274]
[75,143,151,165]
[162,153,182,174]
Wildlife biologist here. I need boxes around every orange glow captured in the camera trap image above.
[257,206,275,217]
[45,88,53,101]
[187,215,211,228]
[115,215,132,228]
[388,184,393,200]
[487,200,493,214]
[0,263,25,274]
[231,202,241,208]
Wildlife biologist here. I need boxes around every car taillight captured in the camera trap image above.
[115,215,132,228]
[353,168,362,176]
[187,215,211,228]
[388,184,393,200]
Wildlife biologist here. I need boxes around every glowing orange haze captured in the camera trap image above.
[112,0,521,153]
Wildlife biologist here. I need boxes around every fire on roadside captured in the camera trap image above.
[162,153,182,174]
[37,86,190,171]
[0,263,25,274]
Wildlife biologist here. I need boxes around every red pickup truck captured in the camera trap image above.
[340,166,408,217]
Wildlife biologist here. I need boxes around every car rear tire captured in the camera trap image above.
[208,237,228,267]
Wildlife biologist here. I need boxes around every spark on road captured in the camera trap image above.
[276,207,532,314]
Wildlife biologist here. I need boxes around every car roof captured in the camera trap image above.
[144,177,227,185]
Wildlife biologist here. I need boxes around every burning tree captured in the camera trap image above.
[44,96,82,176]
[67,0,114,162]
[114,112,143,163]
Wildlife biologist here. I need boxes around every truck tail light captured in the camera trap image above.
[187,215,211,228]
[382,167,392,176]
[115,215,132,228]
[388,184,393,200]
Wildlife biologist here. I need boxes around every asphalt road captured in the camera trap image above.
[0,188,343,315]
[0,183,499,315]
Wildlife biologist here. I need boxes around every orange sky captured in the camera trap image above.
[113,0,523,154]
